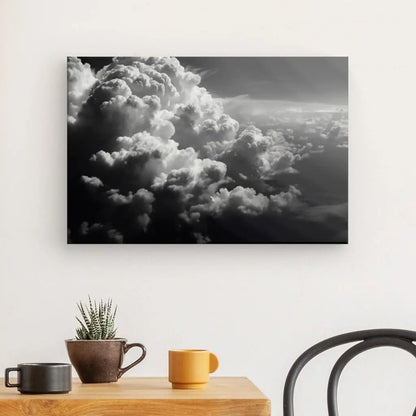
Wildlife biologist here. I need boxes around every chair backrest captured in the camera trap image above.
[283,329,416,416]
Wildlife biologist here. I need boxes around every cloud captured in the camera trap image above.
[105,188,155,232]
[172,109,239,151]
[190,185,301,218]
[89,132,203,192]
[67,57,97,123]
[79,222,124,243]
[181,184,303,243]
[153,158,228,198]
[223,94,347,124]
[81,175,103,188]
[217,126,303,192]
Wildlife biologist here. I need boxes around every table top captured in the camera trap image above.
[0,377,271,416]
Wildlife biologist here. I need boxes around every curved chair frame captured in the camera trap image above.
[283,329,416,416]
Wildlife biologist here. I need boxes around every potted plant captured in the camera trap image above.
[66,297,146,383]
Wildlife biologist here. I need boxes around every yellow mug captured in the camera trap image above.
[169,349,219,389]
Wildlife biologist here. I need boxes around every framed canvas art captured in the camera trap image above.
[68,57,348,243]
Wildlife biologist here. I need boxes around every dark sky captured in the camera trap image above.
[79,57,348,105]
[178,57,348,104]
[79,57,112,71]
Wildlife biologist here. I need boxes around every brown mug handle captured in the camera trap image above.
[118,343,146,379]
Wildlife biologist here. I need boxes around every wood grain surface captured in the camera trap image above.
[0,377,271,416]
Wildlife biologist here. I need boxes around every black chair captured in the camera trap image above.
[283,329,416,416]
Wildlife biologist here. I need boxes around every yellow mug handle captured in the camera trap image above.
[209,353,219,373]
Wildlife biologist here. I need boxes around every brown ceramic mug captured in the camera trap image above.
[65,338,146,383]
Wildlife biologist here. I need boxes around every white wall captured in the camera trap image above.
[1,0,416,414]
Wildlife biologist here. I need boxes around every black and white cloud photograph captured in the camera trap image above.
[68,57,348,243]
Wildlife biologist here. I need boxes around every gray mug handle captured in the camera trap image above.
[5,368,21,388]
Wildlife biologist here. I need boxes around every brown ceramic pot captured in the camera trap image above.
[65,338,146,383]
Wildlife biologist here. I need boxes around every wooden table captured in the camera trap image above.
[0,377,270,416]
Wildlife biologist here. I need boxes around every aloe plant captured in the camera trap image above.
[75,297,117,340]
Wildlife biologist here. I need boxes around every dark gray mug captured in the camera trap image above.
[5,363,72,394]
